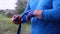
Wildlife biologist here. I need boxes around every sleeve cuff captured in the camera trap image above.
[20,14,27,23]
[41,10,49,21]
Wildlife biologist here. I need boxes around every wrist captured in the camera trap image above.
[21,14,27,23]
[27,10,34,18]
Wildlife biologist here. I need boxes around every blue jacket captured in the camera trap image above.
[21,0,60,34]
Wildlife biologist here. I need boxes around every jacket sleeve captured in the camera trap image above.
[20,0,31,23]
[41,0,60,22]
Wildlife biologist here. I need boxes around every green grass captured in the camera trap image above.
[0,14,18,34]
[0,14,30,34]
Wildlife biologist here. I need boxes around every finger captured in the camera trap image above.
[17,15,21,18]
[13,15,17,18]
[12,15,17,22]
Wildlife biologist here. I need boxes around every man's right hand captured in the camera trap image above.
[12,15,21,24]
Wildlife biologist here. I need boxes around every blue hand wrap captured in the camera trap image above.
[21,9,34,23]
[27,10,34,20]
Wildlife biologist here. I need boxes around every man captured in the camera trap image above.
[12,0,60,34]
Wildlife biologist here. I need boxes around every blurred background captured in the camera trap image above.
[0,0,30,34]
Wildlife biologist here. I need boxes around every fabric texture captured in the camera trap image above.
[21,0,60,34]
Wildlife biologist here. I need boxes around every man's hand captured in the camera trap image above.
[33,10,42,19]
[27,10,42,19]
[12,15,21,24]
[24,10,42,20]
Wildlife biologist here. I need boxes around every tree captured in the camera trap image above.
[0,10,4,14]
[16,0,28,14]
